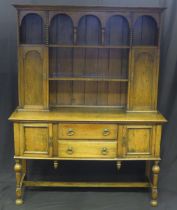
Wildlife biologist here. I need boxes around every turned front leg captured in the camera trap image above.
[14,160,23,205]
[151,161,160,207]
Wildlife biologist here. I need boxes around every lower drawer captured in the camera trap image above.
[58,140,117,158]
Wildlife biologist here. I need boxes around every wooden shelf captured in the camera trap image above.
[48,44,130,49]
[19,44,157,49]
[132,45,158,49]
[48,76,129,82]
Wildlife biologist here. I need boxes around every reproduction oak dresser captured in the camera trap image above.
[9,4,167,206]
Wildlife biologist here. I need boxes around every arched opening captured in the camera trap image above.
[20,14,44,44]
[133,16,158,45]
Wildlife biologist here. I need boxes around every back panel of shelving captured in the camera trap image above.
[49,81,127,107]
[49,48,128,107]
[49,14,129,108]
[49,48,129,79]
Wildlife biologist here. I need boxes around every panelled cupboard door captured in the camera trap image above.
[128,48,158,111]
[118,125,157,158]
[19,46,48,110]
[19,123,53,157]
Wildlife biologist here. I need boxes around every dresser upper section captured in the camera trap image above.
[13,5,165,112]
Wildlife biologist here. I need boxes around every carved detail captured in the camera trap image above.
[101,28,105,45]
[152,164,160,174]
[14,160,23,205]
[135,52,154,64]
[44,12,49,46]
[74,27,77,44]
[116,161,121,170]
[23,50,42,60]
[44,24,49,45]
[19,12,45,26]
[133,15,159,28]
[54,161,59,169]
[14,162,22,173]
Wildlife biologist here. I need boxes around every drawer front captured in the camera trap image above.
[58,140,117,158]
[58,124,117,140]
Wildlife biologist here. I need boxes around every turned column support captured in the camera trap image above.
[150,161,160,207]
[14,159,23,205]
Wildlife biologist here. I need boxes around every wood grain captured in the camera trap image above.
[58,123,117,139]
[58,140,117,158]
[120,125,156,158]
[9,108,167,123]
[129,48,158,110]
[19,123,53,157]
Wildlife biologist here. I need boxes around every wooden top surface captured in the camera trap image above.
[13,4,166,12]
[9,108,167,123]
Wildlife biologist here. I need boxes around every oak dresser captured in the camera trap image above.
[9,4,167,206]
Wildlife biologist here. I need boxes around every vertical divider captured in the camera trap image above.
[44,11,49,110]
[17,11,22,107]
[74,27,77,44]
[73,25,77,101]
[73,26,77,104]
[120,19,123,106]
[127,12,133,111]
[107,29,111,106]
[101,28,105,45]
[155,16,161,110]
[17,11,20,46]
[71,26,76,105]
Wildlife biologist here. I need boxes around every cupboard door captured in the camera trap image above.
[19,46,48,110]
[20,123,53,157]
[119,125,155,158]
[128,48,158,110]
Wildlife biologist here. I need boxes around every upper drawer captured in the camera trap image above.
[58,123,118,140]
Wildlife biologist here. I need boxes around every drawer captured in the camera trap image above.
[58,124,117,139]
[58,140,117,158]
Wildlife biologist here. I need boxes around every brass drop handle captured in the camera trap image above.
[101,147,108,155]
[66,147,73,155]
[67,128,75,136]
[103,128,110,136]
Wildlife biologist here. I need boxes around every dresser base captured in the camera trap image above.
[14,159,160,207]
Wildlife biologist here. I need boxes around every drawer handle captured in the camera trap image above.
[66,147,73,155]
[67,128,75,136]
[103,128,110,136]
[101,147,108,155]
